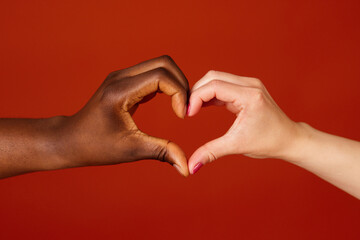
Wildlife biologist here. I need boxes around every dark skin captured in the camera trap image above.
[0,55,190,178]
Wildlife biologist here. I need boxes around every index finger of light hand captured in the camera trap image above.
[188,80,252,117]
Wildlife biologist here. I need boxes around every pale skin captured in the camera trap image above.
[187,70,360,199]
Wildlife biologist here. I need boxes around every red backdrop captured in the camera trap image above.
[0,0,359,239]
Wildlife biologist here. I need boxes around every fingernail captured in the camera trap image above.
[192,162,203,174]
[173,164,182,175]
[186,104,191,116]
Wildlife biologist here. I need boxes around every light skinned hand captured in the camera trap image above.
[187,70,302,174]
[187,70,360,199]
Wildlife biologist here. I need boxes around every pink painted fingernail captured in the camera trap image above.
[192,162,203,174]
[186,104,191,116]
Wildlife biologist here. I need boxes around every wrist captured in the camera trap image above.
[39,115,77,171]
[281,122,314,164]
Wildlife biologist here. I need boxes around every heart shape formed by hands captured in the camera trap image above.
[64,55,296,178]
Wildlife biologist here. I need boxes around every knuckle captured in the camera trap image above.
[250,77,264,88]
[207,151,217,162]
[158,55,173,65]
[101,81,126,103]
[251,89,265,104]
[156,141,170,162]
[106,70,121,80]
[206,70,219,79]
[202,145,217,162]
[210,79,221,89]
[160,54,172,61]
[101,82,117,100]
[152,67,170,80]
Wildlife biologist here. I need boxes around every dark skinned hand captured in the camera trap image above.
[0,56,190,178]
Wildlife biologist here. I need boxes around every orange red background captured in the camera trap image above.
[0,0,359,239]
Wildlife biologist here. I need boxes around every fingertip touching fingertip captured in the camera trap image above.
[173,164,189,177]
[186,103,191,117]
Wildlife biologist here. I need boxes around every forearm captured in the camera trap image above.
[285,123,360,199]
[0,117,69,178]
